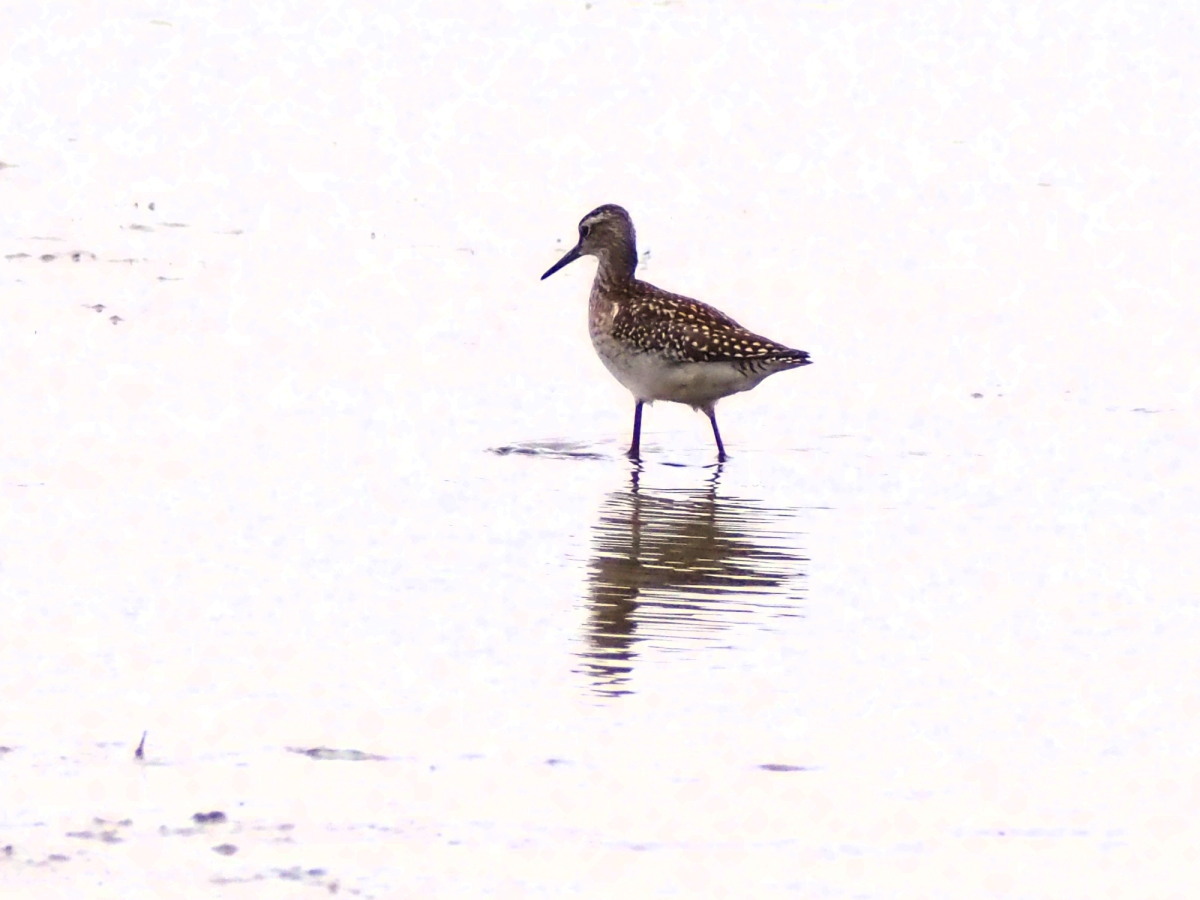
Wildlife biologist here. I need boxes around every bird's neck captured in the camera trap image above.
[594,242,637,288]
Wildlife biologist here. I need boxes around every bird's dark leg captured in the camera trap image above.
[628,400,644,460]
[705,408,727,462]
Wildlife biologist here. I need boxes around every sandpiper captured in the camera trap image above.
[541,204,812,462]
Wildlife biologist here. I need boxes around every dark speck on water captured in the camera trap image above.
[758,763,810,772]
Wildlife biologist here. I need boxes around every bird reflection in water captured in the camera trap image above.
[580,463,809,697]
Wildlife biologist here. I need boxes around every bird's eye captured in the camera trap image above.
[580,224,591,238]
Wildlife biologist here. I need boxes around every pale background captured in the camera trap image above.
[2,1,1197,897]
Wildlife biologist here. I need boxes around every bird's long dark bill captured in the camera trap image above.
[541,244,582,280]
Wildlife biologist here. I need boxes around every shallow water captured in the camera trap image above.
[3,1,1199,897]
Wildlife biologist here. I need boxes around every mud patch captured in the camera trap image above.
[489,440,609,461]
[286,746,388,761]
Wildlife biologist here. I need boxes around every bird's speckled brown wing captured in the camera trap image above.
[610,280,810,367]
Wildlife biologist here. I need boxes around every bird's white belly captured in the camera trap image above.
[593,338,765,408]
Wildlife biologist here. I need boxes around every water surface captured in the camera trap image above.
[2,1,1198,897]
